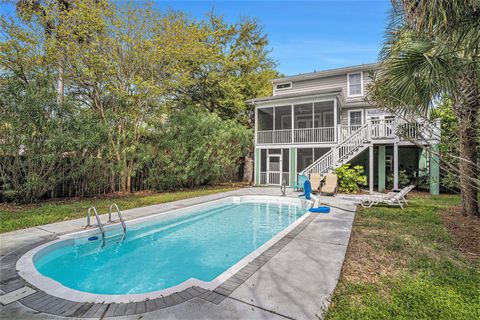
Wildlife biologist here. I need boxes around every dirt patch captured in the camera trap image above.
[441,206,480,261]
[340,227,406,283]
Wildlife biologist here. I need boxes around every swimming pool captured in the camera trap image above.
[17,196,309,303]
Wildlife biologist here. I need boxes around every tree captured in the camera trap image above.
[368,0,480,217]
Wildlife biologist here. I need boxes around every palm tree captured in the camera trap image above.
[368,0,480,217]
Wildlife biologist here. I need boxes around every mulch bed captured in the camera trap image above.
[441,206,480,260]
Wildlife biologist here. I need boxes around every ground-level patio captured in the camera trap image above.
[0,187,357,320]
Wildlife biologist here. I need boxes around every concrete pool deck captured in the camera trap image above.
[0,187,357,320]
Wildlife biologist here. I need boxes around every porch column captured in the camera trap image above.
[255,148,260,186]
[291,104,294,143]
[418,148,428,178]
[429,144,440,195]
[334,99,338,142]
[369,145,374,194]
[393,142,399,190]
[378,145,386,192]
[290,147,297,186]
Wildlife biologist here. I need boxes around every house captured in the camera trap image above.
[248,63,441,194]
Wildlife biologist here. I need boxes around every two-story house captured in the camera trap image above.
[248,63,441,194]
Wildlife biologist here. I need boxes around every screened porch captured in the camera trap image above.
[256,100,337,144]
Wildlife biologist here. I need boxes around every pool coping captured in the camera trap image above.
[1,196,318,318]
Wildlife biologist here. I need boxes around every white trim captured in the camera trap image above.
[255,96,338,109]
[17,196,311,304]
[348,109,364,126]
[275,81,292,91]
[347,72,363,97]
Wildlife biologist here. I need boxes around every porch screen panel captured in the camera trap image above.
[258,108,273,130]
[260,149,267,184]
[274,106,292,129]
[282,148,290,185]
[260,149,267,171]
[297,148,314,172]
[282,149,289,172]
[314,101,334,127]
[314,148,329,161]
[294,103,313,128]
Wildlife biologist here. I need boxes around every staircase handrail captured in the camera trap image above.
[300,123,369,177]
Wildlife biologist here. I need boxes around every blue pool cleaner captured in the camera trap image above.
[88,236,99,241]
[309,206,330,213]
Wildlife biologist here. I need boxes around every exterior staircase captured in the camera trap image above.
[300,123,371,178]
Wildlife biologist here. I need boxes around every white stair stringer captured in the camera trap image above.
[300,123,371,178]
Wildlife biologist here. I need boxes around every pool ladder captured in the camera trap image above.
[86,206,105,238]
[86,203,127,239]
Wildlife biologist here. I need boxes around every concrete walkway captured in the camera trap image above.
[0,187,357,320]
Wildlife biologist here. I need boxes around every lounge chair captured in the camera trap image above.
[309,173,322,193]
[359,185,415,209]
[320,173,338,196]
[293,174,308,191]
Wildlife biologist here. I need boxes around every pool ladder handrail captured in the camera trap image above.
[109,203,126,233]
[87,206,105,238]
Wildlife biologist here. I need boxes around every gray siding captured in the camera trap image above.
[273,70,374,107]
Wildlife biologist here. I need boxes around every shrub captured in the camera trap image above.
[145,108,252,190]
[386,169,411,190]
[334,164,367,193]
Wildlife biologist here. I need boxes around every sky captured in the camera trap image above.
[150,0,392,75]
[0,0,392,76]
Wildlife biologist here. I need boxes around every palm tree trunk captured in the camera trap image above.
[455,72,480,218]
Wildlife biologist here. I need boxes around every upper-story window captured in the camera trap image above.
[275,82,292,90]
[347,72,363,97]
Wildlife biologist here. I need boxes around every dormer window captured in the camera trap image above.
[347,72,363,97]
[276,82,292,90]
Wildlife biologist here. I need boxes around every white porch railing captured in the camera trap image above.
[338,119,441,142]
[294,127,335,143]
[259,171,289,185]
[257,129,292,144]
[268,172,281,185]
[260,172,267,184]
[257,127,335,144]
[301,123,370,177]
[339,125,362,141]
[258,120,440,145]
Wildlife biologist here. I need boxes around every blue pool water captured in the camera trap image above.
[35,200,304,294]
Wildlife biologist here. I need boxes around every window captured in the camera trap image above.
[276,82,292,90]
[347,72,363,97]
[349,110,363,126]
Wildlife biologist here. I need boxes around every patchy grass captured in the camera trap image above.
[325,194,480,320]
[0,186,238,233]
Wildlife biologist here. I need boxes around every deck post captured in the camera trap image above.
[429,144,440,195]
[291,104,294,143]
[369,144,374,194]
[378,145,386,192]
[334,99,338,142]
[393,141,399,190]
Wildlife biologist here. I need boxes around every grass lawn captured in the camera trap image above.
[0,186,238,233]
[325,194,480,320]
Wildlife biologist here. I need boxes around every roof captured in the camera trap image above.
[272,62,379,83]
[247,87,343,104]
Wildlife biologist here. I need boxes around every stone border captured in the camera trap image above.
[0,214,317,318]
[16,196,310,303]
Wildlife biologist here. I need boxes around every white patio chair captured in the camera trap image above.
[359,185,415,209]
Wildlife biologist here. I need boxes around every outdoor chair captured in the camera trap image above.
[359,185,415,209]
[309,173,322,193]
[293,174,308,191]
[320,173,338,196]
